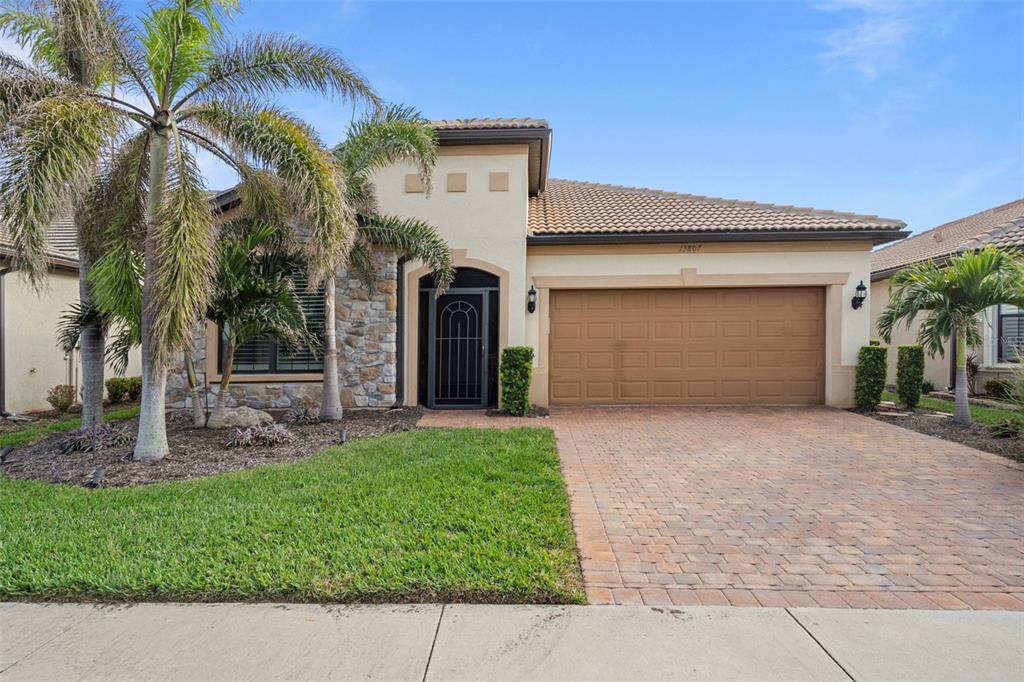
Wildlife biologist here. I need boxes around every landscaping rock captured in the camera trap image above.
[217,406,273,428]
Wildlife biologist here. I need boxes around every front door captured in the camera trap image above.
[428,291,489,408]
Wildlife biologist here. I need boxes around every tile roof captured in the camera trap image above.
[871,198,1024,274]
[0,216,79,265]
[430,117,549,130]
[957,216,1024,252]
[528,179,905,236]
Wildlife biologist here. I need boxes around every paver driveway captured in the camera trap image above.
[421,406,1024,609]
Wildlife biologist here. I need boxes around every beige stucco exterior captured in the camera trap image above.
[373,146,530,405]
[2,267,142,414]
[871,276,1016,392]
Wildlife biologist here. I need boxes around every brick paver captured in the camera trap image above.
[419,406,1024,609]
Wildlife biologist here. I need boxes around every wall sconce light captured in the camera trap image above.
[851,280,867,310]
[527,285,537,313]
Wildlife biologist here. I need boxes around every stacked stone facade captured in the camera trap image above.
[167,249,399,412]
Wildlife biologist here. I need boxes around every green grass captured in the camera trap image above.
[0,427,584,604]
[0,406,141,449]
[882,391,1020,425]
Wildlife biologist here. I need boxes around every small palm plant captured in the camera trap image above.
[317,106,455,421]
[1,0,377,459]
[205,222,318,428]
[877,247,1024,425]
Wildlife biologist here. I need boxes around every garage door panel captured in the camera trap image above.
[549,287,825,405]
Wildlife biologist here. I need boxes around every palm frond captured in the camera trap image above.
[358,214,454,293]
[148,132,216,361]
[105,321,137,375]
[176,32,379,110]
[0,68,75,133]
[0,2,63,73]
[55,300,103,352]
[0,92,120,288]
[345,239,378,291]
[184,97,353,287]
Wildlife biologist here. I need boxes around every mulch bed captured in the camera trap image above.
[869,407,1023,462]
[2,407,424,487]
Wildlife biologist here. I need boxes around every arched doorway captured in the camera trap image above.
[418,268,500,408]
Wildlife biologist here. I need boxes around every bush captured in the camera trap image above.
[46,384,76,413]
[921,379,936,394]
[282,406,319,424]
[966,353,980,395]
[896,344,924,409]
[984,378,1014,401]
[855,344,887,411]
[57,423,133,453]
[125,376,142,401]
[105,377,129,403]
[500,346,534,417]
[226,423,295,448]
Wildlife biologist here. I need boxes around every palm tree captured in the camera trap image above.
[205,221,318,427]
[1,0,121,427]
[877,247,1024,425]
[318,106,454,421]
[0,0,377,459]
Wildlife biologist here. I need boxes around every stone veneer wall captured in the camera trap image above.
[167,249,399,411]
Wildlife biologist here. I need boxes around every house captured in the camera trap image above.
[0,220,142,414]
[169,118,909,412]
[870,199,1024,391]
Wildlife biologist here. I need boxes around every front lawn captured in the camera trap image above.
[882,391,1019,425]
[0,427,583,604]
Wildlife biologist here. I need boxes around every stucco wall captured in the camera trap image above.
[525,242,876,408]
[2,268,143,414]
[373,146,531,404]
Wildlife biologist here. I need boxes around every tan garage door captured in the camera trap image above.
[549,287,825,405]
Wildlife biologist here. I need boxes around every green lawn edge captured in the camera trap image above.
[881,391,1019,425]
[0,426,586,605]
[1,405,142,448]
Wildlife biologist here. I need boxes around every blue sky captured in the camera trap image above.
[33,1,1024,234]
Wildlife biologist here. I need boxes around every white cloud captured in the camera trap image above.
[814,1,964,79]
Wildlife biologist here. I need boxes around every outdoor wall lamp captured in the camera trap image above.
[527,285,537,313]
[851,280,867,310]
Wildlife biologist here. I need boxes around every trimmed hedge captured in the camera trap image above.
[500,346,534,417]
[105,376,142,403]
[896,344,924,409]
[855,344,888,411]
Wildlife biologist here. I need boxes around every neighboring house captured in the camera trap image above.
[870,199,1024,391]
[0,220,143,414]
[169,118,908,412]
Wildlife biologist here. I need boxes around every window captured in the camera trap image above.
[220,276,325,374]
[998,304,1023,363]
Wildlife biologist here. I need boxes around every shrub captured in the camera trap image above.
[984,378,1014,401]
[46,384,76,412]
[226,423,295,448]
[282,406,320,424]
[855,344,888,411]
[57,423,134,453]
[125,376,142,401]
[500,346,535,417]
[966,353,980,395]
[105,377,130,403]
[896,344,924,409]
[921,379,936,394]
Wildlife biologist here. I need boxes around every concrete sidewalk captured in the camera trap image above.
[1,603,1021,681]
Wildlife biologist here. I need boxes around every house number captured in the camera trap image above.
[679,244,704,253]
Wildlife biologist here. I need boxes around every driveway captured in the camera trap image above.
[421,406,1024,609]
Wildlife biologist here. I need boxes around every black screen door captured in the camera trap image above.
[428,291,489,407]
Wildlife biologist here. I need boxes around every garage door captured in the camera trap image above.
[549,287,825,405]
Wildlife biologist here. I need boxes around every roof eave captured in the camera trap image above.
[527,228,909,247]
[0,247,79,272]
[437,127,551,196]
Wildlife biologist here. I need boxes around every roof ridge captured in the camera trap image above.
[546,179,906,227]
[872,196,1024,256]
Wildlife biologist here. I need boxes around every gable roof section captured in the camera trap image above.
[0,216,79,270]
[528,179,907,243]
[871,198,1024,278]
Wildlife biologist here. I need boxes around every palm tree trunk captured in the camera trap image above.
[183,353,206,427]
[953,328,971,425]
[78,258,105,427]
[319,275,342,421]
[209,344,234,428]
[133,129,170,461]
